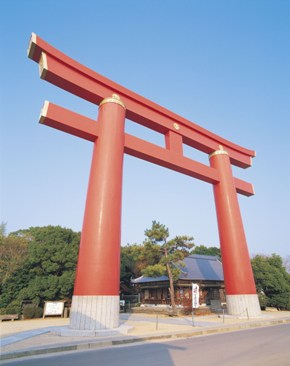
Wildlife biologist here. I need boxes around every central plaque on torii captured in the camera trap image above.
[28,33,260,331]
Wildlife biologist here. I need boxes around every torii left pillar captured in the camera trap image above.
[69,94,126,330]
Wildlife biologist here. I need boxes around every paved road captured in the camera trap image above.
[3,323,290,366]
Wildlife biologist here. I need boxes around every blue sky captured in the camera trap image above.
[1,0,289,258]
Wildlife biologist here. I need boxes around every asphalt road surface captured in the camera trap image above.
[3,323,290,366]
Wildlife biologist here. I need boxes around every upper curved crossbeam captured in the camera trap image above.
[28,33,255,196]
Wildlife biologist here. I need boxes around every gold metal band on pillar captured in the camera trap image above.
[99,94,126,110]
[209,148,229,160]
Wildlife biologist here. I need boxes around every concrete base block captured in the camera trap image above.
[69,295,119,330]
[226,294,261,318]
[51,324,133,337]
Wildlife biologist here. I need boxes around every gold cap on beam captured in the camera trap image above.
[209,145,229,159]
[99,94,126,110]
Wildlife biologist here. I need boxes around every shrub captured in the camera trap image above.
[258,292,268,310]
[1,300,21,315]
[22,304,43,319]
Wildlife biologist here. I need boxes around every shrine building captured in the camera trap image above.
[131,254,225,310]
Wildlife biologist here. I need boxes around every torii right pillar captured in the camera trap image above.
[209,148,261,317]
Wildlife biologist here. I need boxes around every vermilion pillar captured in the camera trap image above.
[209,148,261,317]
[70,94,126,330]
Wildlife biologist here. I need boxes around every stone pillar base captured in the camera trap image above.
[69,295,119,330]
[226,294,261,318]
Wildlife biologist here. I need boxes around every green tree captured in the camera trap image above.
[191,245,221,258]
[142,221,194,315]
[120,244,145,285]
[0,228,29,286]
[251,254,290,310]
[0,226,80,313]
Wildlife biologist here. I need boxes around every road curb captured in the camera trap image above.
[1,317,290,361]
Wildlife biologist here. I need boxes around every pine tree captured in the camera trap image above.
[142,221,194,315]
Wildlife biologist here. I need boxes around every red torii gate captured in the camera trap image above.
[28,33,260,330]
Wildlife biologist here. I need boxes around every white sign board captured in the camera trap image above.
[43,301,64,317]
[192,283,200,309]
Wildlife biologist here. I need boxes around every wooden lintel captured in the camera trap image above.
[28,33,255,169]
[39,102,254,196]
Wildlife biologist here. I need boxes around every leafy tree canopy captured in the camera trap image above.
[120,244,145,285]
[251,254,290,310]
[191,244,221,258]
[0,226,80,313]
[0,229,29,286]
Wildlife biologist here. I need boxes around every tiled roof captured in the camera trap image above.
[131,254,224,284]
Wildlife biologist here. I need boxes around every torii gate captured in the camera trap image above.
[28,33,261,330]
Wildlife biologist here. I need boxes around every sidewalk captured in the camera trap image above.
[1,311,290,361]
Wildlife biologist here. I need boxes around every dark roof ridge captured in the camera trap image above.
[187,254,220,261]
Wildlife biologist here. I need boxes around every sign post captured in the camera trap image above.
[43,301,65,318]
[192,283,200,326]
